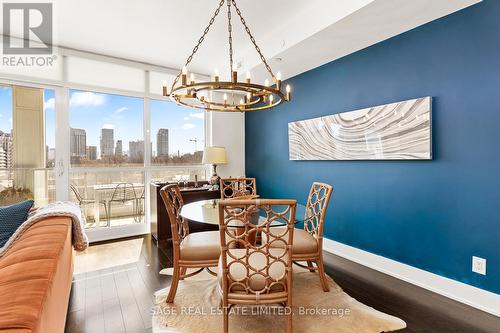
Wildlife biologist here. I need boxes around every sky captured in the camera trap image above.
[0,86,204,156]
[0,87,13,134]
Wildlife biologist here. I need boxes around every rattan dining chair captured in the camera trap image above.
[160,184,221,303]
[218,199,296,333]
[265,182,333,292]
[220,177,257,199]
[220,177,259,243]
[70,184,108,225]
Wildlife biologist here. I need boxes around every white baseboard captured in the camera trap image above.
[322,238,500,317]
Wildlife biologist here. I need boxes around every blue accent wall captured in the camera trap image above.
[245,0,500,294]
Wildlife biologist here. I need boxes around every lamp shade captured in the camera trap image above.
[202,146,227,164]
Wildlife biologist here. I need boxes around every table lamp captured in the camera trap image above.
[202,146,227,187]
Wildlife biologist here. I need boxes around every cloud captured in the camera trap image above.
[189,112,204,120]
[70,91,106,107]
[102,123,115,129]
[9,117,12,124]
[182,123,195,130]
[44,97,55,109]
[114,107,128,114]
[183,116,189,120]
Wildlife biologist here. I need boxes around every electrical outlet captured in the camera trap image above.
[472,256,486,275]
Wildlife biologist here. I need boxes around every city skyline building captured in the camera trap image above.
[156,128,169,157]
[0,130,12,169]
[86,146,97,160]
[70,128,87,157]
[115,140,123,156]
[129,140,144,160]
[100,128,114,157]
[0,147,6,168]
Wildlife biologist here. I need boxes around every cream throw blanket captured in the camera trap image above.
[0,201,88,257]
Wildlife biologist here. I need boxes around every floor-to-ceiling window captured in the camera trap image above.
[65,90,207,230]
[0,85,55,207]
[68,90,146,228]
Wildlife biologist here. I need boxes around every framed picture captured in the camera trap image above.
[288,97,432,160]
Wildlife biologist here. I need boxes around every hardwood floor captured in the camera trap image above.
[65,235,499,333]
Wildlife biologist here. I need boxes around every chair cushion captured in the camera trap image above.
[218,248,288,292]
[0,200,34,248]
[179,230,221,261]
[263,227,318,255]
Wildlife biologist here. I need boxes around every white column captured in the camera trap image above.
[143,70,151,227]
[54,86,70,201]
[208,110,246,178]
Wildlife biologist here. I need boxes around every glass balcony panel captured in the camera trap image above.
[69,171,145,229]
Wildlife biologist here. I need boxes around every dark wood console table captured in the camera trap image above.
[150,181,220,244]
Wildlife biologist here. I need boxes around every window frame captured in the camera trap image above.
[0,52,211,242]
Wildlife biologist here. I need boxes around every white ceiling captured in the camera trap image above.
[1,0,481,81]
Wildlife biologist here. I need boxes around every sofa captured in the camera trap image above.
[0,216,74,333]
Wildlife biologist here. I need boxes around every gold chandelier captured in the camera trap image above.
[162,0,291,112]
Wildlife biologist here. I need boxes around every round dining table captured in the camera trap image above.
[180,199,311,227]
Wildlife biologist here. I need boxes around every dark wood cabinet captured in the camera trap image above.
[150,181,220,244]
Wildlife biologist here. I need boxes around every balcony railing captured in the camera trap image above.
[0,165,207,229]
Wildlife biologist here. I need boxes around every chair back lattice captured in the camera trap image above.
[220,177,257,199]
[110,183,137,203]
[304,182,333,240]
[160,184,189,244]
[218,199,296,298]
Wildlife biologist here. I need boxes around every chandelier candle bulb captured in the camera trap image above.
[269,94,274,105]
[223,93,228,106]
[214,69,219,82]
[246,71,251,83]
[181,66,188,86]
[162,80,168,96]
[264,78,270,87]
[276,72,282,90]
[190,73,195,84]
[286,84,291,101]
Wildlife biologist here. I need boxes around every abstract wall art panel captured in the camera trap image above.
[288,97,432,160]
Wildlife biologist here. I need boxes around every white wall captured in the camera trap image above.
[206,111,245,178]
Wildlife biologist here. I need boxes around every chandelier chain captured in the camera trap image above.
[231,0,275,78]
[165,0,291,112]
[227,0,234,74]
[171,0,225,90]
